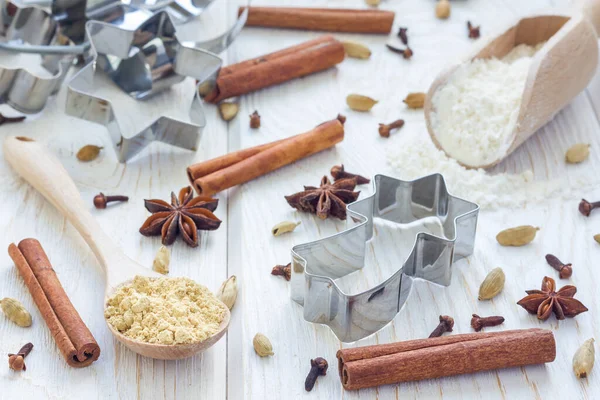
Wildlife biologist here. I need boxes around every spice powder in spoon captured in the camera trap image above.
[105,276,227,345]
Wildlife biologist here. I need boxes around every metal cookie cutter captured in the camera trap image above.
[290,174,479,342]
[0,0,76,113]
[124,0,218,25]
[65,3,247,162]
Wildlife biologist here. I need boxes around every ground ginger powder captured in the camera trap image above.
[105,276,227,345]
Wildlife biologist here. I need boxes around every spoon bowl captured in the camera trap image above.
[4,135,230,360]
[425,2,600,169]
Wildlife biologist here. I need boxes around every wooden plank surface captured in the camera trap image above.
[2,0,600,398]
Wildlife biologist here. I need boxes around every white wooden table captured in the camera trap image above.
[2,0,600,398]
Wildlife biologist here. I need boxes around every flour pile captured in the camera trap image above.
[387,132,581,210]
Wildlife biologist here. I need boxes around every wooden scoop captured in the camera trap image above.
[3,136,230,360]
[425,0,600,169]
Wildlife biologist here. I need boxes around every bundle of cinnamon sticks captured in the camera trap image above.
[337,329,555,390]
[187,116,345,196]
[8,239,100,368]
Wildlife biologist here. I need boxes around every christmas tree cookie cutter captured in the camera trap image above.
[290,174,480,342]
[65,3,247,162]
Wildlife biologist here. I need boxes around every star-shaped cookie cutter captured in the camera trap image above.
[0,0,76,113]
[290,174,480,342]
[65,3,247,162]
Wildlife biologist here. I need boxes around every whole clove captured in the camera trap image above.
[428,315,454,338]
[330,165,370,185]
[378,119,405,138]
[0,113,26,126]
[249,111,261,129]
[305,357,328,391]
[386,44,413,60]
[545,254,572,279]
[93,193,129,209]
[470,314,504,332]
[467,21,481,39]
[8,342,33,371]
[579,199,600,217]
[397,27,408,45]
[271,263,291,281]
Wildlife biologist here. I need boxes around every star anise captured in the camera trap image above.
[139,186,221,247]
[284,176,359,220]
[517,276,588,321]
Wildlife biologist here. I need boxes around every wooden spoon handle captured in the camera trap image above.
[577,0,600,36]
[3,136,120,273]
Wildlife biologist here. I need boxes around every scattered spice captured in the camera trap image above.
[478,267,505,300]
[253,333,274,357]
[470,314,504,332]
[93,193,128,209]
[330,165,370,185]
[566,143,590,164]
[573,338,595,378]
[435,0,451,19]
[152,245,171,275]
[467,21,481,39]
[496,225,539,246]
[545,254,572,279]
[0,298,32,327]
[271,221,301,236]
[271,263,291,281]
[249,111,261,129]
[139,186,221,247]
[216,275,238,310]
[386,44,413,59]
[517,276,588,321]
[428,315,454,338]
[76,145,103,162]
[8,343,33,371]
[218,102,239,121]
[305,357,328,391]
[285,176,359,220]
[403,92,426,109]
[0,113,26,125]
[579,199,600,216]
[346,94,378,111]
[379,119,405,138]
[397,27,408,45]
[342,41,371,59]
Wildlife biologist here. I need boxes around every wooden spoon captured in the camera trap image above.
[425,0,600,169]
[3,136,230,360]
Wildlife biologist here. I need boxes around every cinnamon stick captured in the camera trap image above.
[239,7,395,34]
[337,329,555,390]
[187,137,287,182]
[204,36,345,103]
[8,239,100,368]
[188,116,345,195]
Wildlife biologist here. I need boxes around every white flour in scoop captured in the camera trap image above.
[430,43,545,167]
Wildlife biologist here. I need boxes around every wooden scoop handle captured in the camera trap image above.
[578,0,600,36]
[3,136,122,274]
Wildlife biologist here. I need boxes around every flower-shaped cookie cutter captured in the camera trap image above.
[0,0,76,113]
[290,174,480,342]
[65,3,247,162]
